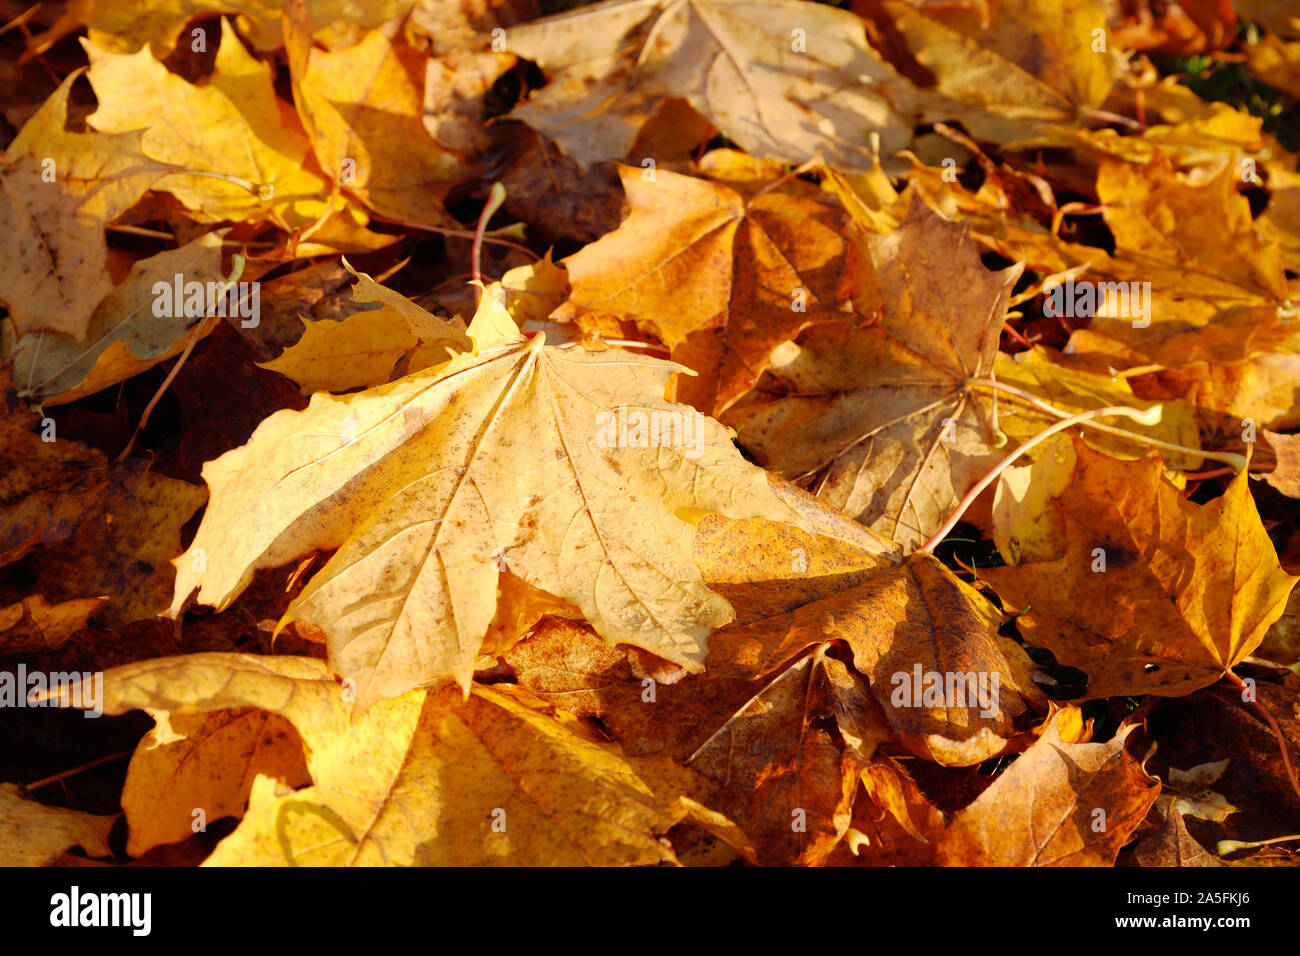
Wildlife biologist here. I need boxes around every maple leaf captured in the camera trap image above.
[0,784,116,866]
[880,0,1122,142]
[3,233,228,404]
[41,653,733,866]
[705,550,1043,765]
[555,164,853,415]
[259,259,471,394]
[506,0,916,170]
[172,328,799,710]
[724,192,1021,550]
[0,73,175,339]
[982,439,1299,699]
[28,0,416,58]
[687,651,887,866]
[934,708,1160,865]
[0,595,107,657]
[837,707,1160,866]
[511,508,1039,769]
[832,706,1161,865]
[282,0,462,229]
[83,20,335,230]
[1127,807,1225,867]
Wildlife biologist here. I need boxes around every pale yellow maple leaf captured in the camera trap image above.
[172,327,797,710]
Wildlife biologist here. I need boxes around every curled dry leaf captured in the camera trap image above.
[1126,806,1225,867]
[706,551,1043,765]
[835,706,1159,865]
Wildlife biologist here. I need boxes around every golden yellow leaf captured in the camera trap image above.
[283,0,462,228]
[0,783,116,866]
[259,259,470,394]
[982,439,1299,698]
[44,653,723,865]
[3,232,228,405]
[84,20,332,228]
[172,329,797,709]
[0,72,175,339]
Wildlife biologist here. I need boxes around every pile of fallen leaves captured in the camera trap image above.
[2,0,1300,867]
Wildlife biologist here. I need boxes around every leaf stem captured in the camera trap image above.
[963,377,1246,471]
[175,167,274,202]
[919,404,1163,554]
[115,255,246,463]
[1224,670,1300,807]
[25,750,133,791]
[369,211,537,260]
[1218,833,1300,855]
[749,156,824,203]
[472,182,509,307]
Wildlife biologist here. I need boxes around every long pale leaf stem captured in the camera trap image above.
[919,404,1163,554]
[964,377,1246,471]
